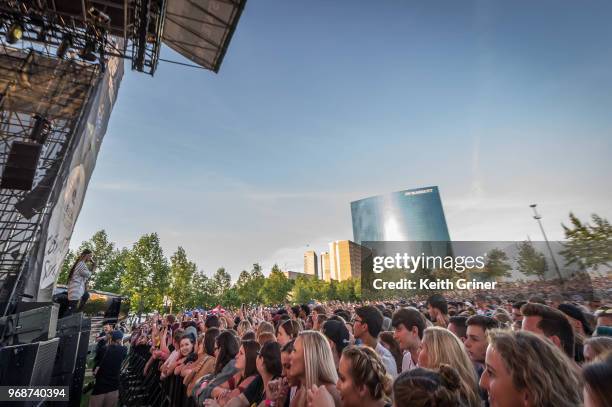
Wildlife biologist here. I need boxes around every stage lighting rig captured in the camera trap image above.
[56,33,72,59]
[6,20,23,44]
[80,38,97,62]
[88,7,111,27]
[30,114,51,145]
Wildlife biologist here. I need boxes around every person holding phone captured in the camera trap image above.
[66,249,95,316]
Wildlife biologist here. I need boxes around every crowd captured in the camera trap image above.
[95,288,612,407]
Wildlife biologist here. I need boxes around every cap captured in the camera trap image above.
[111,330,124,341]
[558,303,593,336]
[322,320,350,352]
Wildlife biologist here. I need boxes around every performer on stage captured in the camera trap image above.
[66,249,95,315]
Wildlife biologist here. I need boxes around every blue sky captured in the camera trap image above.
[72,0,612,279]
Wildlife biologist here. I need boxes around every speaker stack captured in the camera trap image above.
[51,313,91,407]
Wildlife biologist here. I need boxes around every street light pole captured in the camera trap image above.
[529,204,564,282]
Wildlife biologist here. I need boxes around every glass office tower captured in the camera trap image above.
[351,186,451,244]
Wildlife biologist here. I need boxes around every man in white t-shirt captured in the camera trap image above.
[392,307,426,372]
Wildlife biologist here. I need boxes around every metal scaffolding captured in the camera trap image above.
[0,45,99,314]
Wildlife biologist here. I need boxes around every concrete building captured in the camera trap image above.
[304,250,318,277]
[283,270,315,280]
[329,240,370,281]
[320,251,331,282]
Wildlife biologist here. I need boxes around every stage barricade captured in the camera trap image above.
[119,348,196,406]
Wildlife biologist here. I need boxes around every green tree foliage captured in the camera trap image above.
[235,263,266,305]
[483,248,512,280]
[292,275,317,304]
[261,264,293,304]
[561,213,612,272]
[222,286,242,309]
[212,267,232,298]
[188,271,217,309]
[169,247,197,310]
[121,233,170,313]
[82,230,116,288]
[61,231,365,309]
[516,241,548,280]
[58,249,76,285]
[94,248,129,293]
[292,275,360,303]
[336,278,359,302]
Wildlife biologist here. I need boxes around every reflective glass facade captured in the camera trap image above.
[351,186,451,244]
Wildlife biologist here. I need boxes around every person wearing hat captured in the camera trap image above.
[89,330,127,407]
[558,302,594,364]
[322,319,350,371]
[595,306,612,328]
[558,303,594,337]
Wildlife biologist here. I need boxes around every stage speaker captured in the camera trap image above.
[0,304,59,345]
[0,337,59,386]
[51,314,91,407]
[0,141,42,190]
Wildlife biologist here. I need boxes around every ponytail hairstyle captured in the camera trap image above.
[68,249,92,281]
[393,364,463,407]
[341,345,392,401]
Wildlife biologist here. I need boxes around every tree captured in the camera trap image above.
[212,268,232,299]
[292,275,315,304]
[94,248,129,293]
[336,279,359,302]
[120,233,170,313]
[561,213,612,272]
[188,271,217,309]
[169,247,196,310]
[261,264,293,305]
[483,248,512,280]
[234,263,266,305]
[516,241,548,280]
[222,286,242,309]
[57,249,76,285]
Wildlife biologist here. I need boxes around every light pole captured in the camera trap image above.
[529,204,564,282]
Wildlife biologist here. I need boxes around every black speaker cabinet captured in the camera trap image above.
[0,141,42,190]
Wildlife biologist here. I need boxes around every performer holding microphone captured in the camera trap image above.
[66,249,96,315]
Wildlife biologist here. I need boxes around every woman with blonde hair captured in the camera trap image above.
[289,330,340,407]
[237,320,252,337]
[417,327,480,407]
[480,329,582,407]
[306,345,392,407]
[584,336,612,363]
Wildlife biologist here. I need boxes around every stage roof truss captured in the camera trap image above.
[0,0,246,75]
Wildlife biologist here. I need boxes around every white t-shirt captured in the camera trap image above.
[375,342,398,378]
[402,351,417,372]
